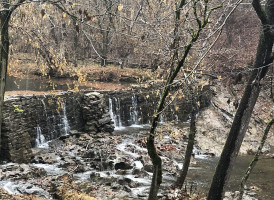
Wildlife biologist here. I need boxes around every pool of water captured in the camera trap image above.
[187,155,274,199]
[6,76,89,91]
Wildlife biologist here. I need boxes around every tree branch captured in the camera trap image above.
[252,0,268,25]
[10,0,26,13]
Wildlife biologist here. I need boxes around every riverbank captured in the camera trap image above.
[195,83,274,156]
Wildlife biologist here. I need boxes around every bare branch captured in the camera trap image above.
[252,0,268,25]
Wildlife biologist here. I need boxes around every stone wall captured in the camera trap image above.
[106,86,212,126]
[1,91,114,163]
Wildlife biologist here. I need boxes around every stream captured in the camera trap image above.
[0,125,273,199]
[186,154,274,199]
[6,76,89,91]
[1,85,274,199]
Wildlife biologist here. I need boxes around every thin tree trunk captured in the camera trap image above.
[207,1,274,199]
[0,5,11,159]
[147,4,212,198]
[100,30,109,67]
[0,0,25,159]
[73,19,79,67]
[174,88,197,189]
[238,118,274,200]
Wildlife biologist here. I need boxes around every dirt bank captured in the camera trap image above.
[195,83,274,156]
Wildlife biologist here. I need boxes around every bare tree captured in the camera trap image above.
[207,0,274,199]
[146,0,221,199]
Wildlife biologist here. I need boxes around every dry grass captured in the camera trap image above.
[0,189,46,200]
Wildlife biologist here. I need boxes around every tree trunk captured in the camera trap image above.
[174,88,197,189]
[207,1,274,199]
[147,134,162,200]
[0,5,11,159]
[238,118,274,200]
[72,19,79,67]
[100,30,109,67]
[146,2,212,197]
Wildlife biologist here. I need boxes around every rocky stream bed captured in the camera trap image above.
[1,123,272,200]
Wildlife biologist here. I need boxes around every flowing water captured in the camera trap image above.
[186,155,274,199]
[1,124,274,199]
[109,97,124,130]
[35,125,48,148]
[61,102,70,135]
[6,76,89,91]
[130,95,141,126]
[2,90,274,199]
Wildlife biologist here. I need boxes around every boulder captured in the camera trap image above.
[114,162,133,170]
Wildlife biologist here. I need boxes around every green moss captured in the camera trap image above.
[13,105,24,112]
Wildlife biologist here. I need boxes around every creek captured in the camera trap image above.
[2,125,273,199]
[6,76,89,91]
[0,90,274,199]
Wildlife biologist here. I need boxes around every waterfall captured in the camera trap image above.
[109,98,116,127]
[61,102,71,135]
[109,98,124,130]
[41,99,53,139]
[159,113,165,124]
[175,114,179,121]
[35,125,48,148]
[130,95,139,126]
[130,95,143,127]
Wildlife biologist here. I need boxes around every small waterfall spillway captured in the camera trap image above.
[130,95,142,127]
[41,99,53,139]
[35,125,48,148]
[61,102,70,135]
[109,97,124,130]
[159,113,165,123]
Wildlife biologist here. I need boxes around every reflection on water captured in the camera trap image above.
[6,76,89,91]
[187,155,274,200]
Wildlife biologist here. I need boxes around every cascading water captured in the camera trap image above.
[61,102,70,135]
[35,125,48,148]
[130,95,143,127]
[159,113,165,123]
[41,99,53,139]
[109,98,116,126]
[109,98,124,130]
[130,95,140,126]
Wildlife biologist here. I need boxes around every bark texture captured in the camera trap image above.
[0,0,26,160]
[207,1,274,199]
[0,1,11,159]
[147,1,211,197]
[174,88,197,189]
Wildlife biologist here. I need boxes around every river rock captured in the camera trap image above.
[114,162,133,170]
[143,164,153,173]
[116,169,127,175]
[123,185,131,193]
[132,168,148,178]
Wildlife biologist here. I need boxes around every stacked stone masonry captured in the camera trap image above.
[1,91,114,163]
